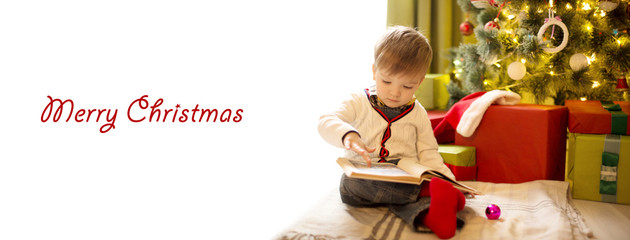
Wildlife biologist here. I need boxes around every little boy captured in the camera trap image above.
[318,26,465,239]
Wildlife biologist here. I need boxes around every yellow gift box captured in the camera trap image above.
[567,133,630,204]
[431,74,450,110]
[438,144,476,181]
[415,74,450,110]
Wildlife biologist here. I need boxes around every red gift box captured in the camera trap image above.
[427,110,447,130]
[565,100,630,135]
[454,104,568,183]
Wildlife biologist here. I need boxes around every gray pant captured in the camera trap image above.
[339,174,431,230]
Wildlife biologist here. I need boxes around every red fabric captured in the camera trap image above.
[422,178,466,239]
[445,163,477,181]
[419,182,431,197]
[565,100,630,135]
[455,104,568,183]
[427,110,448,130]
[433,92,487,143]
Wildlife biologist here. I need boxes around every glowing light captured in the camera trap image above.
[566,3,572,9]
[495,63,501,68]
[549,0,553,7]
[588,53,596,64]
[455,73,460,78]
[508,14,515,20]
[600,11,606,17]
[550,71,555,75]
[582,3,591,10]
[586,25,592,31]
[483,81,490,85]
[592,81,600,88]
[580,97,587,101]
[520,58,526,64]
[617,39,622,46]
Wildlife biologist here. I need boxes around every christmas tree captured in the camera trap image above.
[448,0,630,106]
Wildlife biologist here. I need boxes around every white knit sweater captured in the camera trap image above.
[318,88,456,180]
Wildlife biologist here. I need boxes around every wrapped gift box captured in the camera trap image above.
[438,144,476,181]
[431,74,450,110]
[565,100,630,135]
[567,133,630,204]
[415,75,434,109]
[455,104,568,183]
[415,74,451,110]
[427,110,447,130]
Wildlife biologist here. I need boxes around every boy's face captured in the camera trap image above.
[373,65,422,108]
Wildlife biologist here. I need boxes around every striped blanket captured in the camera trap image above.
[276,180,592,240]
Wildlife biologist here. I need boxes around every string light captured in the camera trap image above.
[520,58,526,64]
[589,53,596,64]
[582,3,591,10]
[566,3,572,9]
[580,97,587,101]
[592,81,600,88]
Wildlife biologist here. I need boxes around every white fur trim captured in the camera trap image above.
[456,90,521,137]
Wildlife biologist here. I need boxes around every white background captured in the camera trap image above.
[1,1,386,239]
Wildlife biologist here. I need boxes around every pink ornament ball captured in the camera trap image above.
[485,204,501,220]
[484,20,500,31]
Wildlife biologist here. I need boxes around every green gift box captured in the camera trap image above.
[415,74,451,110]
[567,133,630,204]
[438,144,476,181]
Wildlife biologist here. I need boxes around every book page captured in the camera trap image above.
[346,160,412,178]
[396,159,481,194]
[396,159,431,179]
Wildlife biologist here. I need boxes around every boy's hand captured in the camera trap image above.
[343,132,376,167]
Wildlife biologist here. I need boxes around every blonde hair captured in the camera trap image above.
[374,26,433,79]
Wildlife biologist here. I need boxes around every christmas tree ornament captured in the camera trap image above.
[471,0,496,9]
[484,19,500,31]
[507,61,527,80]
[537,16,569,53]
[599,0,620,12]
[569,53,589,71]
[460,21,475,36]
[617,76,630,91]
[483,3,505,32]
[485,204,501,220]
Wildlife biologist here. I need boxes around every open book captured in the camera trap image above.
[337,158,481,195]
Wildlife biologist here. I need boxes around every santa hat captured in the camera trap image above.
[434,90,521,143]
